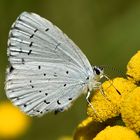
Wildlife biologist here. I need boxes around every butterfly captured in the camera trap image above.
[5,12,104,116]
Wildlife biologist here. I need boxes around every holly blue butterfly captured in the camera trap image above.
[5,12,104,116]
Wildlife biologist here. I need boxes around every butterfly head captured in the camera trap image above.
[84,66,104,92]
[92,66,104,81]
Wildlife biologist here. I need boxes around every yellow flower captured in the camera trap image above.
[74,117,105,140]
[58,136,72,140]
[74,51,140,140]
[93,126,140,140]
[0,101,31,138]
[127,51,140,83]
[87,77,136,122]
[121,87,140,132]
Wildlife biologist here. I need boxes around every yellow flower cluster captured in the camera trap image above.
[93,126,139,140]
[87,77,136,122]
[121,87,140,132]
[74,51,140,139]
[127,51,140,82]
[74,117,97,140]
[0,101,31,139]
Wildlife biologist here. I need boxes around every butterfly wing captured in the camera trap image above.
[6,12,93,116]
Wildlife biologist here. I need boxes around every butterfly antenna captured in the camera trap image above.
[103,74,121,95]
[99,65,124,76]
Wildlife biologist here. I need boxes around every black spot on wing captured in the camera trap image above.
[34,29,38,33]
[28,50,32,55]
[45,109,49,112]
[30,34,34,38]
[57,100,61,105]
[21,58,25,64]
[45,28,49,31]
[36,110,40,113]
[54,73,57,77]
[29,42,33,47]
[44,100,50,104]
[9,66,14,73]
[31,85,34,88]
[86,76,89,80]
[54,108,64,115]
[68,98,72,100]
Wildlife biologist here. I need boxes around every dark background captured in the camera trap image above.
[0,0,140,140]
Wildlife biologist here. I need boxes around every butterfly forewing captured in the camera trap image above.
[6,12,93,116]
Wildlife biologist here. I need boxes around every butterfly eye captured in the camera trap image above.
[94,67,101,75]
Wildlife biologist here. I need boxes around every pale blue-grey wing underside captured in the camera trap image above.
[6,12,93,116]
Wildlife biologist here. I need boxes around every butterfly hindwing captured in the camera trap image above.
[6,12,93,116]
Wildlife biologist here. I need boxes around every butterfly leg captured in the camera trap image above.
[99,84,107,98]
[86,90,97,114]
[95,82,110,101]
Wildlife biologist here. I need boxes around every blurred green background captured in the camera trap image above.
[0,0,140,140]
